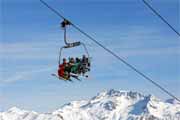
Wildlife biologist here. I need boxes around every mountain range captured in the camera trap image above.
[1,89,180,120]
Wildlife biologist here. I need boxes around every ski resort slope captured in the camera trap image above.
[1,89,180,120]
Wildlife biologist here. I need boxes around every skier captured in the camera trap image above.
[80,55,89,76]
[58,58,69,80]
[71,57,81,74]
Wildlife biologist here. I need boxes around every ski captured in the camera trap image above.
[51,74,73,82]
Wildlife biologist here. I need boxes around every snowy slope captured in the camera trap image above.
[1,89,180,120]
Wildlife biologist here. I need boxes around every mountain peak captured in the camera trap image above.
[93,89,144,101]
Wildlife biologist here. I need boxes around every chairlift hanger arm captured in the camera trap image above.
[63,24,68,45]
[61,19,81,47]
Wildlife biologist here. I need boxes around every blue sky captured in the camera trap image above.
[0,0,179,112]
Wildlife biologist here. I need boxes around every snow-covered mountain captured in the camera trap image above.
[1,89,180,120]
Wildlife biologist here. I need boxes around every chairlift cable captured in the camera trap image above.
[40,0,180,102]
[142,0,180,37]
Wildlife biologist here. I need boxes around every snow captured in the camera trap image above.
[1,89,180,120]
